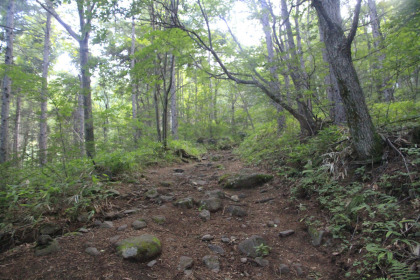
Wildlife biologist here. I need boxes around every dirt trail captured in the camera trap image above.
[0,150,341,279]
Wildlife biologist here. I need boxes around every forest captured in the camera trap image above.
[0,0,419,279]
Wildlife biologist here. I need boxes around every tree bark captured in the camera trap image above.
[131,16,140,144]
[13,94,21,162]
[170,57,178,140]
[39,8,51,166]
[312,0,382,159]
[0,0,15,164]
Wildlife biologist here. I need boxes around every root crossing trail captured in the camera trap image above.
[0,150,341,279]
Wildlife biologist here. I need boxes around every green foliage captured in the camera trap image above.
[254,243,271,257]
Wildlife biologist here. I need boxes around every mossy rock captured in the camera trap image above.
[35,239,60,256]
[219,173,273,189]
[116,234,162,262]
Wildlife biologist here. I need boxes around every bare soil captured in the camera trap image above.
[0,150,343,279]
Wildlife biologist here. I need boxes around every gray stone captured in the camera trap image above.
[230,195,240,202]
[100,221,114,229]
[221,237,230,243]
[39,223,61,235]
[160,195,174,202]
[147,260,157,267]
[200,197,223,212]
[37,235,52,246]
[204,190,225,199]
[308,227,326,246]
[132,220,147,230]
[278,264,290,274]
[145,188,159,199]
[279,230,295,237]
[35,239,60,256]
[219,173,273,189]
[116,234,162,262]
[208,244,225,255]
[195,180,207,186]
[226,205,247,217]
[174,197,194,209]
[201,234,214,241]
[238,236,268,258]
[117,224,128,231]
[109,235,120,244]
[254,257,269,267]
[78,228,89,233]
[85,247,100,256]
[199,210,211,221]
[152,215,166,225]
[178,256,194,271]
[93,220,103,227]
[123,209,139,215]
[104,211,123,220]
[240,257,247,263]
[202,255,220,272]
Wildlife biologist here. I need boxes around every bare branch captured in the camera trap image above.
[346,0,362,46]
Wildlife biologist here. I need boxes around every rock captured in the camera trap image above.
[37,235,53,246]
[104,211,123,220]
[77,213,90,223]
[159,195,174,202]
[200,197,223,212]
[202,255,220,272]
[174,197,194,209]
[254,257,269,267]
[279,230,295,237]
[85,247,100,256]
[39,223,61,236]
[238,236,268,258]
[199,210,211,221]
[123,209,139,215]
[160,181,172,187]
[132,220,147,230]
[240,257,247,263]
[204,190,225,199]
[178,256,194,271]
[117,224,128,231]
[147,260,157,267]
[219,173,273,189]
[208,244,225,255]
[292,263,304,276]
[78,228,89,233]
[230,195,240,202]
[201,234,214,241]
[35,239,60,256]
[226,205,247,217]
[100,221,114,229]
[221,237,230,243]
[267,221,275,227]
[109,235,120,244]
[152,215,166,225]
[278,264,290,274]
[116,234,162,262]
[174,169,185,173]
[308,227,326,246]
[145,188,159,199]
[93,220,103,227]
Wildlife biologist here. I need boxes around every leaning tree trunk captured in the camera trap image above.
[312,0,382,159]
[39,9,51,166]
[0,0,15,164]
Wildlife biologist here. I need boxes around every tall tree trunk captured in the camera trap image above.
[0,0,15,164]
[154,82,161,142]
[259,0,285,132]
[13,95,21,162]
[171,58,178,140]
[131,16,140,144]
[367,0,393,102]
[77,86,85,157]
[319,16,346,124]
[39,8,51,166]
[312,0,382,159]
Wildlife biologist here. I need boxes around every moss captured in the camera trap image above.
[117,234,162,262]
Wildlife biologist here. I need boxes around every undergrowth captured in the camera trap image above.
[238,119,420,279]
[0,140,204,249]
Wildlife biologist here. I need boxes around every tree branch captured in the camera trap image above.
[36,0,80,41]
[346,0,362,46]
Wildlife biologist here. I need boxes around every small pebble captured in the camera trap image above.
[201,234,214,241]
[147,260,157,267]
[241,257,247,263]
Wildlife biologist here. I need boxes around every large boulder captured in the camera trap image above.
[219,172,273,190]
[116,234,162,262]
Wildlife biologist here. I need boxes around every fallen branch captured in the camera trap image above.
[381,134,414,183]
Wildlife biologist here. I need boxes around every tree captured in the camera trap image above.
[0,0,15,163]
[312,0,382,159]
[39,5,52,166]
[36,0,96,158]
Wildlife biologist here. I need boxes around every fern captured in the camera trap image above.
[389,260,419,280]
